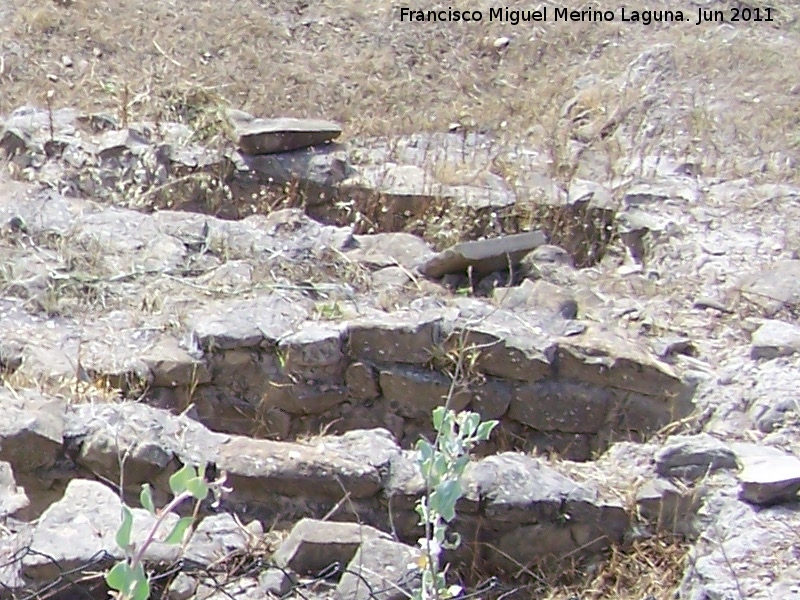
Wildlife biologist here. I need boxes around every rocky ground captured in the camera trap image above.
[2,1,800,599]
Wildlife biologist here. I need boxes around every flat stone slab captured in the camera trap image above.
[188,293,310,351]
[272,518,387,576]
[230,113,342,155]
[736,260,800,317]
[751,319,800,359]
[739,453,800,506]
[418,231,548,278]
[655,434,738,480]
[466,453,593,523]
[217,429,398,500]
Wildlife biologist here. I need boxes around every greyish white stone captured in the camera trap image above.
[739,453,800,506]
[750,319,800,359]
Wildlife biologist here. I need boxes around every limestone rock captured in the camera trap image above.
[336,537,421,600]
[655,434,738,481]
[229,112,342,155]
[739,453,800,506]
[418,231,547,279]
[22,479,180,582]
[750,319,800,359]
[272,518,387,576]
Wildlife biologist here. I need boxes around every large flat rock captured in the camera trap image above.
[217,429,399,500]
[230,112,342,155]
[418,231,548,278]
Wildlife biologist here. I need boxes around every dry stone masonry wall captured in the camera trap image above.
[4,88,800,600]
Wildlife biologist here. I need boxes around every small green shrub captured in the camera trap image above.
[106,464,226,600]
[413,407,497,600]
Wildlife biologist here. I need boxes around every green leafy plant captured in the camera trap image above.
[413,407,497,600]
[106,464,225,600]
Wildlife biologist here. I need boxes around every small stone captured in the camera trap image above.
[167,572,197,600]
[345,362,380,401]
[272,519,387,575]
[652,335,696,359]
[655,434,737,480]
[692,296,732,313]
[739,454,800,506]
[493,36,511,49]
[61,55,73,68]
[259,567,293,596]
[751,319,800,359]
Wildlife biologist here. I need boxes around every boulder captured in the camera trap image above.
[22,479,181,581]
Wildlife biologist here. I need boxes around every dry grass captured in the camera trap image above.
[538,533,691,600]
[0,3,796,596]
[1,0,798,182]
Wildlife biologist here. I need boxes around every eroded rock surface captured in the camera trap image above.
[2,93,800,600]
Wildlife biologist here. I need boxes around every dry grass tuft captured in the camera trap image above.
[1,0,797,182]
[541,533,691,600]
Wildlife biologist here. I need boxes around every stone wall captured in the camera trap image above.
[145,299,694,462]
[0,398,658,578]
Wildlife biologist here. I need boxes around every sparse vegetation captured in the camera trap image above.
[413,407,498,600]
[0,1,796,599]
[107,463,227,600]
